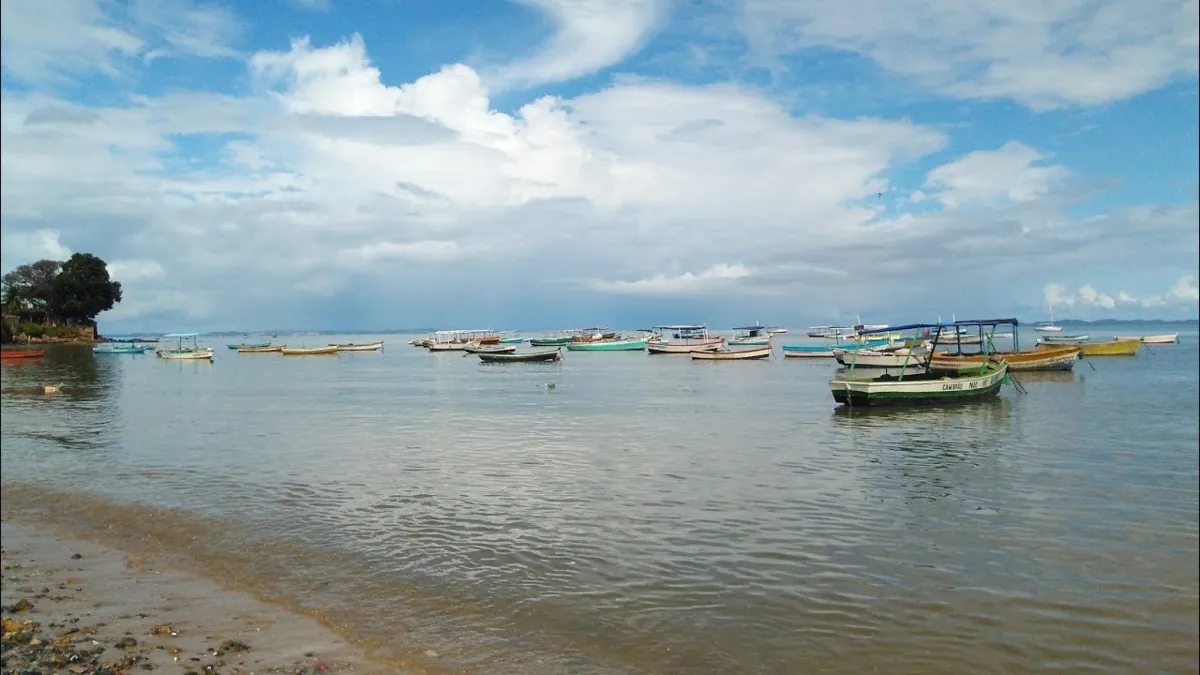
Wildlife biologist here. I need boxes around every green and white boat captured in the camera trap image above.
[829,320,1012,407]
[565,338,647,352]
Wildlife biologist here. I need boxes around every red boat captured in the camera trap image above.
[0,350,45,360]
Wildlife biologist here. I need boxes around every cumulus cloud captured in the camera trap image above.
[1,2,1197,330]
[740,0,1200,110]
[587,263,752,295]
[924,142,1070,208]
[1043,275,1200,313]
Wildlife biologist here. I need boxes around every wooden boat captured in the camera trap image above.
[835,347,927,368]
[409,337,433,347]
[830,320,1014,407]
[691,345,773,360]
[1078,338,1141,356]
[94,344,148,354]
[237,345,284,353]
[157,333,214,360]
[781,344,837,358]
[1037,334,1089,344]
[645,324,724,354]
[497,331,524,344]
[568,328,617,343]
[728,325,772,346]
[832,359,1008,406]
[565,338,646,352]
[931,345,1079,372]
[228,341,271,350]
[464,343,517,354]
[281,345,338,355]
[330,340,384,352]
[1140,333,1179,344]
[530,335,573,347]
[0,349,45,360]
[427,330,497,351]
[478,349,562,363]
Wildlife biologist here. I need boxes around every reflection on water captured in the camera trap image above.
[2,332,1198,674]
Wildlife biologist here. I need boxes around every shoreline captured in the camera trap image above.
[1,519,404,674]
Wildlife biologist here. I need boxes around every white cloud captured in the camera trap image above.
[924,142,1070,208]
[740,0,1200,110]
[1,9,1197,329]
[587,263,752,295]
[0,230,72,271]
[1079,284,1116,310]
[1042,276,1199,314]
[0,0,240,84]
[486,0,666,90]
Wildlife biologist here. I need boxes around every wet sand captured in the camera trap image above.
[1,520,402,674]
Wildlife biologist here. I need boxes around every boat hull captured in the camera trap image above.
[464,344,517,354]
[1,350,45,360]
[835,349,927,368]
[529,338,571,347]
[647,339,724,354]
[281,346,338,355]
[782,346,836,358]
[228,342,271,350]
[830,363,1007,407]
[428,342,470,352]
[1079,339,1141,356]
[157,349,214,360]
[727,338,770,346]
[566,339,647,352]
[478,349,562,363]
[691,346,772,360]
[931,345,1079,372]
[1140,333,1179,344]
[331,341,384,352]
[237,345,283,353]
[94,345,148,354]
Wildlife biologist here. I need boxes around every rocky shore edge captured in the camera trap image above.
[1,520,401,674]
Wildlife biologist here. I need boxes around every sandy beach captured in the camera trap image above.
[1,520,402,674]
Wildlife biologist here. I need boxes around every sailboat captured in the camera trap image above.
[1034,304,1063,333]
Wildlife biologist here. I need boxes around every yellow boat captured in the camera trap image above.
[280,345,339,356]
[1078,338,1142,357]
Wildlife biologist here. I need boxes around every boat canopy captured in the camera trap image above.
[163,332,199,338]
[654,324,706,330]
[732,325,767,331]
[952,318,1020,327]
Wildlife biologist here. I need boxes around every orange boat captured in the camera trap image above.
[0,349,45,360]
[931,344,1080,372]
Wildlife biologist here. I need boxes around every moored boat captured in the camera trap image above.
[237,345,284,353]
[94,344,148,354]
[464,343,517,354]
[829,320,1013,407]
[1078,338,1141,356]
[1140,333,1179,344]
[565,338,647,352]
[330,340,384,352]
[529,331,575,347]
[931,344,1079,372]
[478,349,562,363]
[0,349,45,360]
[157,334,214,360]
[835,347,928,368]
[228,341,271,350]
[281,345,339,355]
[781,344,837,358]
[1037,334,1089,344]
[645,325,724,354]
[728,325,772,346]
[691,345,773,360]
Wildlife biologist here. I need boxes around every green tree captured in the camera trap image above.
[50,253,122,323]
[1,259,62,313]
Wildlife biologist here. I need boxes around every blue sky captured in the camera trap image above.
[1,0,1197,332]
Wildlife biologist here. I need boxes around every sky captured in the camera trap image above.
[1,0,1197,333]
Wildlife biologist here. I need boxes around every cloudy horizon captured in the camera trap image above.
[2,0,1197,333]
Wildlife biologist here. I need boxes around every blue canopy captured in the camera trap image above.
[163,332,199,338]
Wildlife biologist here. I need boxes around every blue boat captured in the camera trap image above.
[228,341,272,350]
[94,344,148,354]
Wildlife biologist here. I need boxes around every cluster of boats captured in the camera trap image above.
[85,334,387,360]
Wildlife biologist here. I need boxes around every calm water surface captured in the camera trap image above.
[2,328,1198,674]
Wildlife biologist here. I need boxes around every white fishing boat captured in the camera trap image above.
[1037,334,1089,345]
[835,347,928,368]
[691,345,773,360]
[1140,333,1179,344]
[156,333,214,361]
[728,324,772,346]
[646,325,724,354]
[330,340,384,352]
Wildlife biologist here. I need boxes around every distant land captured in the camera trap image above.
[101,319,1198,338]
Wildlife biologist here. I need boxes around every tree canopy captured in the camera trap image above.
[1,252,122,326]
